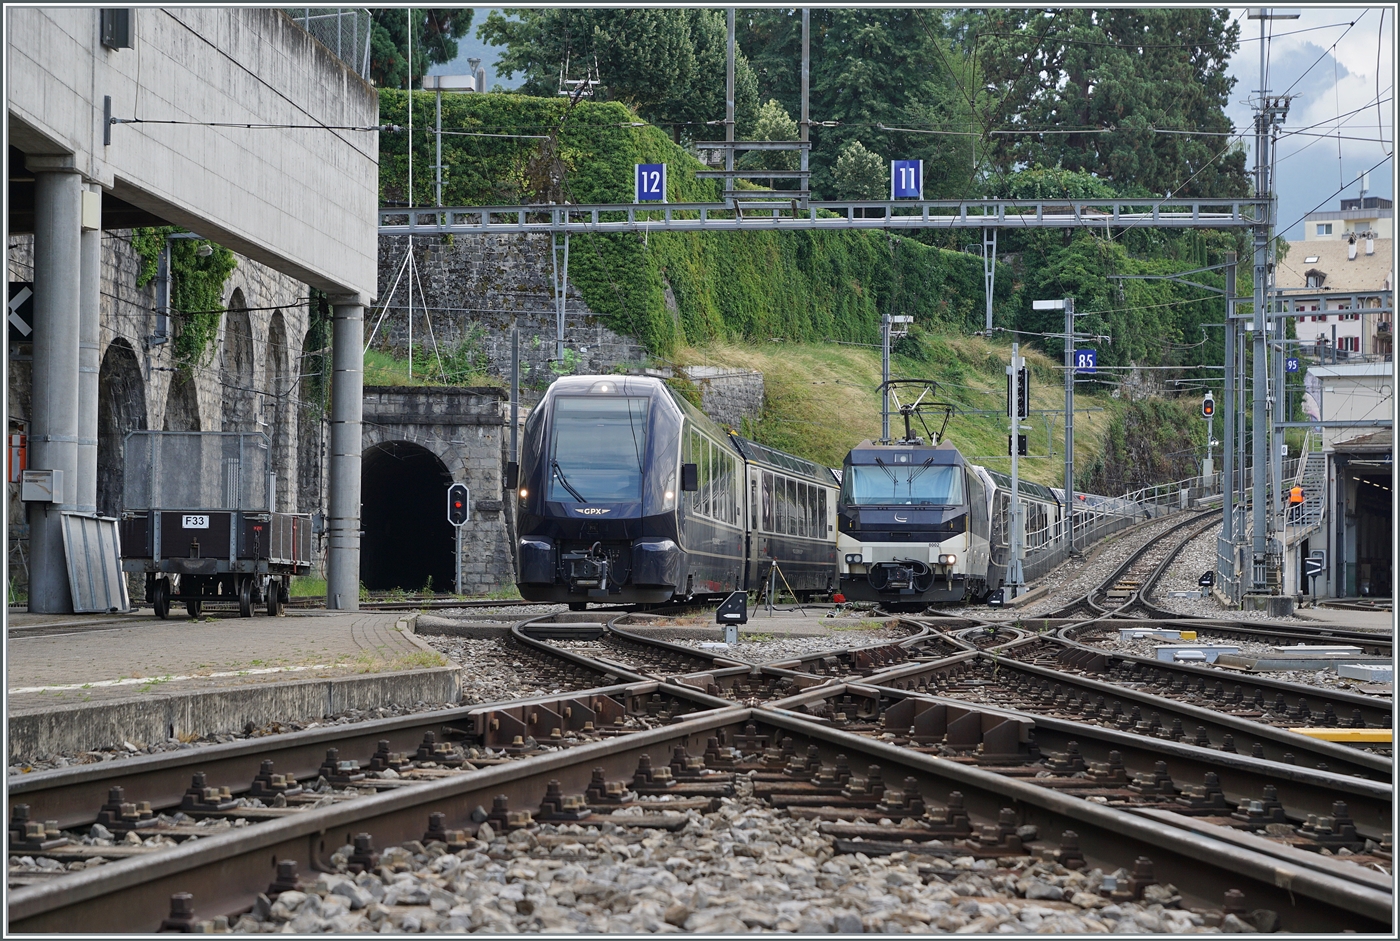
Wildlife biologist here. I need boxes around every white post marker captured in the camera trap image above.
[1006,345,1026,598]
[891,159,923,200]
[635,163,667,203]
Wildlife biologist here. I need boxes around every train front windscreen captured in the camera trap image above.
[841,461,964,506]
[547,395,650,504]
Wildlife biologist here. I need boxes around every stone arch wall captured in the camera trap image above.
[162,372,202,432]
[265,310,293,511]
[96,338,148,517]
[221,289,257,433]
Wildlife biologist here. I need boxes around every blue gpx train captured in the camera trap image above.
[514,376,838,608]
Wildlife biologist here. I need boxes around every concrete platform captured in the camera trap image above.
[6,610,462,758]
[1289,605,1395,633]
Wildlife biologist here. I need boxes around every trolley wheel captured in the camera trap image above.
[266,580,283,617]
[238,577,253,618]
[186,600,202,618]
[153,577,171,620]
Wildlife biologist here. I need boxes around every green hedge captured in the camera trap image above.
[380,90,1009,355]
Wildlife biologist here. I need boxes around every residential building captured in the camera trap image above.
[1275,231,1392,360]
[1303,195,1392,241]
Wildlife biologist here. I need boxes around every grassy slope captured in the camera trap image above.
[675,334,1116,488]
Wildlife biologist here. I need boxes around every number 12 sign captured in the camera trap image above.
[891,159,923,200]
[635,163,667,203]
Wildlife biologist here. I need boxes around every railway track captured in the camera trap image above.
[9,698,1389,933]
[861,651,1390,781]
[10,579,1393,931]
[1000,635,1393,731]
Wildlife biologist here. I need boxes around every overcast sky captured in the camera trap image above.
[431,7,1394,242]
[1226,7,1394,241]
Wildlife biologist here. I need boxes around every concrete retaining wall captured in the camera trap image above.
[8,667,462,759]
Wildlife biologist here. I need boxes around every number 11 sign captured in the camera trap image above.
[635,163,667,203]
[891,159,923,200]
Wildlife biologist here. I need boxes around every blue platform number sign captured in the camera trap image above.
[635,163,667,203]
[891,159,923,200]
[1074,349,1097,374]
[1286,357,1300,373]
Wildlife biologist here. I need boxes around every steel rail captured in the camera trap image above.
[758,711,1391,930]
[6,613,718,831]
[861,651,1391,780]
[11,707,1389,932]
[762,681,1391,841]
[999,635,1393,730]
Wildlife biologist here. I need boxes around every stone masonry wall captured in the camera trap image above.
[679,366,765,431]
[6,232,309,597]
[375,234,647,401]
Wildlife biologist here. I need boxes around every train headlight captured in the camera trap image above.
[518,488,528,499]
[665,490,674,501]
[845,553,863,564]
[938,553,957,566]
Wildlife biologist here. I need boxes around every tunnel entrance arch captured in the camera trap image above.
[360,441,455,592]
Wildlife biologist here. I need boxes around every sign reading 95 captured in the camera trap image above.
[635,163,667,203]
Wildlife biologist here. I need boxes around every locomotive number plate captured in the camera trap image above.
[182,515,209,529]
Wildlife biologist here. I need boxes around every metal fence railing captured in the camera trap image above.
[287,8,373,79]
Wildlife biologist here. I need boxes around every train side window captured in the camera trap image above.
[703,439,715,518]
[789,478,800,537]
[819,488,828,533]
[728,448,739,520]
[751,472,759,530]
[803,484,814,537]
[689,431,701,513]
[762,472,774,532]
[796,482,807,537]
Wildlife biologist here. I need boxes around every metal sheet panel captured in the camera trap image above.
[60,513,131,613]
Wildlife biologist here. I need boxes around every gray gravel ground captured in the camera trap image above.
[420,636,608,703]
[668,627,916,665]
[1083,629,1392,699]
[223,779,1229,934]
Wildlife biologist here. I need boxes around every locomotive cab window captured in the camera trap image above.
[841,463,964,506]
[547,396,648,503]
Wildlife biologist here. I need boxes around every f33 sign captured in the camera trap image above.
[635,163,667,203]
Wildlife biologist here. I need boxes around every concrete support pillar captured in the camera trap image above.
[77,182,102,515]
[326,295,364,610]
[26,160,84,612]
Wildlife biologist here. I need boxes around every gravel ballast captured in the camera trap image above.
[224,781,1234,934]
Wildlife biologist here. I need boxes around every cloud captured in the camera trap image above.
[1227,7,1393,239]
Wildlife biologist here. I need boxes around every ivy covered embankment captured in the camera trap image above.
[378,90,1013,357]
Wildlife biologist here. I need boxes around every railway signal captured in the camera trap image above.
[447,483,470,526]
[1201,392,1215,418]
[1006,366,1029,418]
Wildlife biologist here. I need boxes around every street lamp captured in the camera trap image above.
[422,73,484,208]
[1032,297,1082,550]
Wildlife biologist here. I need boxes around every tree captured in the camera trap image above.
[967,9,1247,198]
[737,9,975,199]
[369,9,474,89]
[832,140,888,200]
[480,9,758,137]
[739,99,799,172]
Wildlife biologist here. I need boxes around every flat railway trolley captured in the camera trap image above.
[118,431,310,618]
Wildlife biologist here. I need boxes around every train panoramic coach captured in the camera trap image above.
[514,375,838,607]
